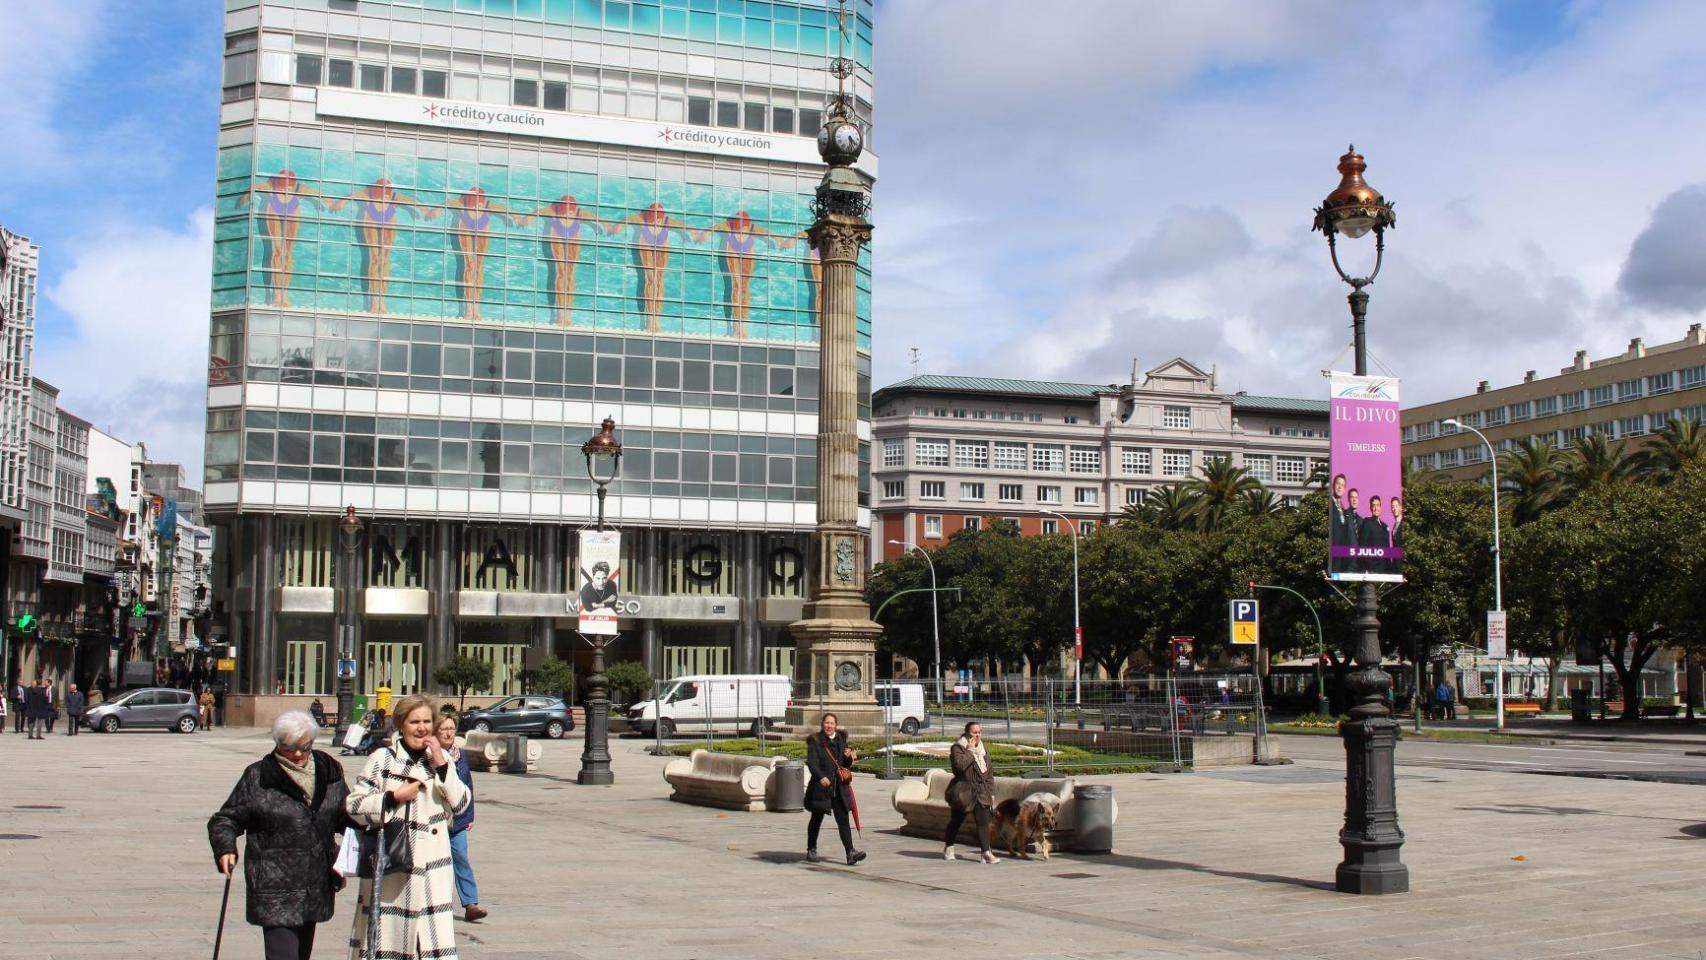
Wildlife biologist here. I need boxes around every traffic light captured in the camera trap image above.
[15,613,37,634]
[131,601,146,618]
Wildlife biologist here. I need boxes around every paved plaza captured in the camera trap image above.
[2,728,1704,959]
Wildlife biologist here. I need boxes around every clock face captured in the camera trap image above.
[832,123,863,156]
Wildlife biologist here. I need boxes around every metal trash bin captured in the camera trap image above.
[1571,688,1591,723]
[768,760,805,812]
[1072,784,1115,854]
[500,734,527,774]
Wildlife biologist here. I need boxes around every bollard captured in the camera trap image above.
[500,733,527,774]
[769,760,806,812]
[1072,784,1115,853]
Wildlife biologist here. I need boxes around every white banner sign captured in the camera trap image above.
[1486,610,1508,660]
[316,89,878,177]
[575,530,622,636]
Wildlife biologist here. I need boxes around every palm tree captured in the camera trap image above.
[1143,483,1201,531]
[1239,487,1285,516]
[1498,436,1564,525]
[1185,458,1262,531]
[1639,415,1704,482]
[1557,433,1638,499]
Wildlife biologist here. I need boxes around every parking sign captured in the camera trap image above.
[1230,599,1259,646]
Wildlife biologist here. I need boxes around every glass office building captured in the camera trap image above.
[206,0,875,698]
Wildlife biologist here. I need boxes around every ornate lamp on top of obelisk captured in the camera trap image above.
[784,5,884,735]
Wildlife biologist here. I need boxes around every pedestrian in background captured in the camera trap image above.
[0,687,8,734]
[944,721,998,863]
[803,712,866,866]
[347,694,469,959]
[207,710,350,960]
[25,679,50,739]
[64,683,85,736]
[200,687,216,731]
[435,715,487,922]
[8,681,23,734]
[43,680,56,734]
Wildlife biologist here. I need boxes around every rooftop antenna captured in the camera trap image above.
[910,347,920,379]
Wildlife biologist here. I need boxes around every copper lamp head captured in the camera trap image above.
[582,416,623,460]
[1313,145,1396,240]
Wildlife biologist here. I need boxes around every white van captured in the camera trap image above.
[876,682,929,735]
[628,673,791,738]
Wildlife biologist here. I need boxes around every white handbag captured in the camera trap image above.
[333,826,363,877]
[342,723,368,749]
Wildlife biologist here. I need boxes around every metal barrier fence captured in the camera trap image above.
[620,673,1271,773]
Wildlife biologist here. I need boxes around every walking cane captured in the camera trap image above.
[211,871,233,960]
[366,817,386,960]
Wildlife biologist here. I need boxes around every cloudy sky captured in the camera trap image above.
[4,1,1706,478]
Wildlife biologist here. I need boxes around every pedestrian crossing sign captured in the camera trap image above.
[1230,599,1259,646]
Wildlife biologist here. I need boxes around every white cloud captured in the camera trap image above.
[38,210,214,473]
[0,1,107,187]
[869,0,1706,403]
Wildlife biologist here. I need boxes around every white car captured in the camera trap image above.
[876,682,929,735]
[628,673,790,738]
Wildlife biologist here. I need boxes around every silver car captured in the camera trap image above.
[83,687,201,734]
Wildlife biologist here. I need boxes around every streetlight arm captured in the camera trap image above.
[1445,420,1504,612]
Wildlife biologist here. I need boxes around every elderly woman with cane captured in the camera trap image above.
[347,694,470,959]
[207,710,351,960]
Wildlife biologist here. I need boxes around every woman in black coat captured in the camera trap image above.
[207,710,351,960]
[803,712,866,866]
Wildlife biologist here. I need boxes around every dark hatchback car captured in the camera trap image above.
[457,695,575,739]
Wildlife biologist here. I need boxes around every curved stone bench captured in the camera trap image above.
[662,749,787,812]
[461,732,542,773]
[892,768,1116,850]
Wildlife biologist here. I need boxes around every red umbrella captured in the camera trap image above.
[846,775,863,838]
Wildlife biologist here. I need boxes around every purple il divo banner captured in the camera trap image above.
[1328,372,1405,583]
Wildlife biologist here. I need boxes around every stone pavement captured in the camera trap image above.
[2,727,1705,959]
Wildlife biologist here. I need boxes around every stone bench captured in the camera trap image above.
[662,749,789,812]
[461,732,542,773]
[892,768,1115,850]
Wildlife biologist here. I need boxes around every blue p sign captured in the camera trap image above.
[1230,600,1259,645]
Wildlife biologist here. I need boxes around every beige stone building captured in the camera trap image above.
[1403,324,1706,480]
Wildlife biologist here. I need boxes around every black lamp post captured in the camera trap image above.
[1313,145,1408,895]
[334,506,363,744]
[578,417,622,786]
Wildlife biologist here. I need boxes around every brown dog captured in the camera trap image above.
[993,793,1060,860]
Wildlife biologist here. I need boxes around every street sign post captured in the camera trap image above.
[1486,610,1507,659]
[337,658,357,680]
[1230,599,1259,646]
[216,658,237,672]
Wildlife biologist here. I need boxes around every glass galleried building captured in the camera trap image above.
[207,0,875,700]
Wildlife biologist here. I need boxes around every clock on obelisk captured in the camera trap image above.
[784,12,883,736]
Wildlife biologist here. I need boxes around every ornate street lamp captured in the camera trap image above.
[1313,145,1408,895]
[334,505,363,743]
[578,417,622,786]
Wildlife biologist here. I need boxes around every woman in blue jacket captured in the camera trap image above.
[435,715,487,922]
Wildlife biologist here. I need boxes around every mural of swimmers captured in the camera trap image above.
[237,169,823,338]
[1327,372,1405,582]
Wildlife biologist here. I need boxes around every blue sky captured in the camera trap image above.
[5,1,1706,476]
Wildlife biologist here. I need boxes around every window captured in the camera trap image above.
[1620,416,1645,438]
[1460,411,1482,427]
[1485,406,1507,426]
[543,79,566,110]
[799,107,823,137]
[422,70,447,98]
[744,102,766,131]
[952,409,968,419]
[1074,487,1098,505]
[1276,457,1306,483]
[1063,414,1079,424]
[1040,519,1059,535]
[1121,448,1151,475]
[924,516,943,539]
[993,442,1026,470]
[327,58,353,87]
[1535,395,1559,416]
[953,442,989,469]
[1162,451,1190,477]
[1617,379,1643,402]
[771,106,795,133]
[1509,400,1532,421]
[960,482,985,501]
[1081,520,1097,534]
[1068,446,1101,474]
[1649,372,1674,395]
[881,438,903,468]
[1125,487,1145,506]
[295,54,322,85]
[1162,406,1191,429]
[359,63,385,91]
[1031,445,1064,472]
[1200,451,1230,469]
[688,96,712,125]
[1681,365,1706,389]
[514,78,539,106]
[963,516,982,532]
[1650,412,1674,432]
[1245,455,1272,481]
[998,483,1023,502]
[391,66,417,94]
[716,100,740,127]
[881,480,904,500]
[1561,390,1586,412]
[920,480,946,500]
[914,439,949,467]
[1037,485,1061,504]
[1590,384,1615,407]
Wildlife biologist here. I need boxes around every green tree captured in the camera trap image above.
[1556,433,1638,501]
[1498,436,1564,525]
[1127,482,1200,531]
[433,654,494,713]
[1238,488,1286,517]
[522,655,576,701]
[1639,415,1705,482]
[1186,458,1263,532]
[605,661,656,706]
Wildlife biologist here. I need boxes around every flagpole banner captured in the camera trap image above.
[575,530,622,635]
[1328,373,1405,583]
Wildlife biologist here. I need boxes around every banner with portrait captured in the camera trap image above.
[1328,372,1405,582]
[575,530,622,635]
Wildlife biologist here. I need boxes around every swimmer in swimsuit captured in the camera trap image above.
[610,202,697,332]
[440,187,528,320]
[345,178,437,314]
[521,194,614,328]
[796,227,825,320]
[236,170,344,306]
[694,211,793,338]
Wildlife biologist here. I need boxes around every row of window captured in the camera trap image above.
[881,438,1314,482]
[1406,365,1706,442]
[916,515,1100,540]
[886,480,1103,507]
[1409,408,1706,470]
[889,404,1197,430]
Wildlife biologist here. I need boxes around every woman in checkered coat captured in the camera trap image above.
[346,694,470,959]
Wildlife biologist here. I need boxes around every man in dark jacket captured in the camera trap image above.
[64,683,86,736]
[9,683,24,734]
[803,713,865,866]
[24,680,50,739]
[208,710,350,960]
